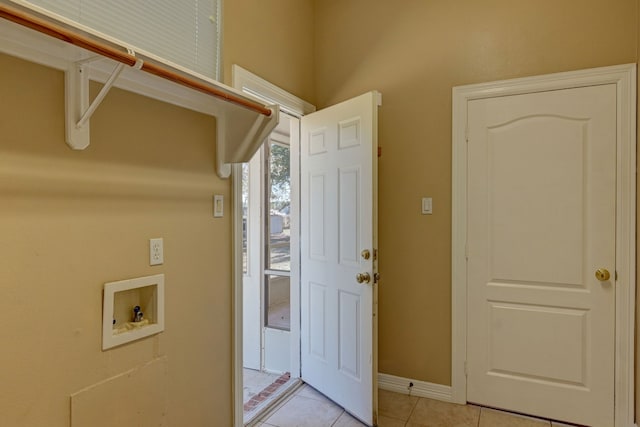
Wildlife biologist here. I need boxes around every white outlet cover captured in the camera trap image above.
[149,238,163,265]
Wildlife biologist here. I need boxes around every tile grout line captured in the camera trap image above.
[404,396,421,426]
[255,388,297,425]
[329,409,346,427]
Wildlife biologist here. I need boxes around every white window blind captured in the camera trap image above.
[11,0,221,80]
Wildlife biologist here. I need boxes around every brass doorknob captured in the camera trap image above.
[356,272,371,284]
[361,249,371,260]
[595,268,610,282]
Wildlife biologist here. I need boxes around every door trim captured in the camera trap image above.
[232,65,315,427]
[451,64,636,427]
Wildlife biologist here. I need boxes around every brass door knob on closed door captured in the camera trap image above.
[595,268,611,282]
[356,272,371,284]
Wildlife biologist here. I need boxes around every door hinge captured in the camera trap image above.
[373,249,378,261]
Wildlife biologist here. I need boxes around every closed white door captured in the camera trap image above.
[466,84,616,426]
[300,91,379,426]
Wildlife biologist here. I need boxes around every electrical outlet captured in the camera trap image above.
[149,238,163,266]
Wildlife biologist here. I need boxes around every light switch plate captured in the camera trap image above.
[213,195,224,217]
[422,197,433,215]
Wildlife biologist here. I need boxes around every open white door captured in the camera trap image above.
[300,91,380,426]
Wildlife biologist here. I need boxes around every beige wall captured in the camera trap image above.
[314,0,637,386]
[1,0,639,424]
[0,0,314,425]
[223,0,315,102]
[0,54,227,425]
[637,0,640,420]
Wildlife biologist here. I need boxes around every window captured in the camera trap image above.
[265,275,290,330]
[266,142,291,272]
[11,0,221,79]
[264,138,291,330]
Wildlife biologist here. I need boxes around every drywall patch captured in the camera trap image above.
[70,356,168,427]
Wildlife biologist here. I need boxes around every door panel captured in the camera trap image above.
[338,289,361,379]
[339,167,361,266]
[309,282,327,360]
[301,92,379,426]
[309,173,327,260]
[487,116,586,285]
[487,302,588,384]
[467,85,616,426]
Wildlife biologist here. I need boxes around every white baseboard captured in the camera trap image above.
[379,373,638,426]
[378,372,453,402]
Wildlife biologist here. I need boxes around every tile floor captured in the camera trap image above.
[253,386,578,427]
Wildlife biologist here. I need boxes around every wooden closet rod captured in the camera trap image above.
[0,4,273,117]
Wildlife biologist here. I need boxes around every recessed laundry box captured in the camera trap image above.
[102,274,165,350]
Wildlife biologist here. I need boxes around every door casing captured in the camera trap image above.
[451,64,636,427]
[232,65,315,427]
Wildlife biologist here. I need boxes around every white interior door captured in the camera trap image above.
[300,91,380,426]
[466,84,616,426]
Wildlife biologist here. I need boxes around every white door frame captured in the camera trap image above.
[451,64,636,427]
[232,65,315,427]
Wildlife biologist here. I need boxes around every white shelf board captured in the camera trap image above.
[0,17,278,178]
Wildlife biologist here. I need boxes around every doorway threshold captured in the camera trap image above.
[244,371,301,425]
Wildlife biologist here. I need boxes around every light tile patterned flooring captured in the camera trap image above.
[254,386,577,427]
